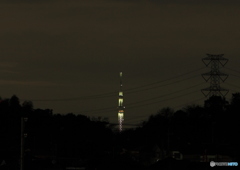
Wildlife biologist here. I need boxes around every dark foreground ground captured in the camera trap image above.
[1,157,230,170]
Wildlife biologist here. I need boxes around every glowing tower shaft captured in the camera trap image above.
[118,72,124,132]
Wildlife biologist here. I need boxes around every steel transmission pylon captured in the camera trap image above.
[201,54,229,97]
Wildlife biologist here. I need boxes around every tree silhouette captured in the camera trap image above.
[1,93,240,168]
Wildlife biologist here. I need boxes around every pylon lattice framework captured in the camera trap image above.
[201,54,229,97]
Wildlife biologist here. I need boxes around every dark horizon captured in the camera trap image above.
[0,94,239,169]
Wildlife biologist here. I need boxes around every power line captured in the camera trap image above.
[78,84,203,114]
[124,67,205,93]
[125,74,201,95]
[123,97,206,127]
[126,82,205,107]
[78,82,204,113]
[225,67,240,74]
[25,67,205,102]
[126,89,201,110]
[225,82,240,89]
[224,67,240,79]
[228,73,240,79]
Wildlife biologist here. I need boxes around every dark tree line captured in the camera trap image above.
[0,95,113,169]
[119,94,240,162]
[0,93,240,169]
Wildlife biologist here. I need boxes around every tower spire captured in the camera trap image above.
[118,72,124,132]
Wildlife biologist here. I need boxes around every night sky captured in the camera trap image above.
[1,0,240,127]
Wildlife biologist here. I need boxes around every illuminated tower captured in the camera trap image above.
[118,72,124,132]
